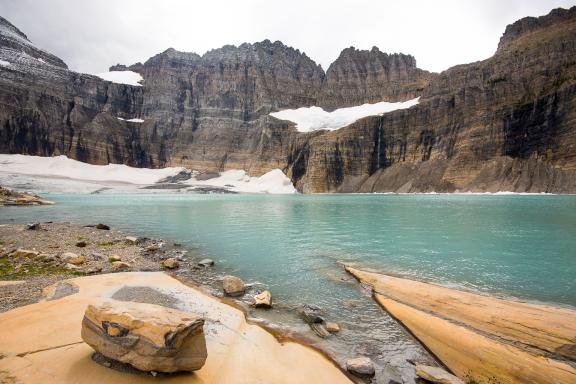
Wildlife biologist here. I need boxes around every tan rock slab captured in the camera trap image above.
[161,258,179,269]
[416,365,463,384]
[11,248,39,258]
[347,267,576,384]
[112,261,130,270]
[81,300,207,372]
[0,272,352,384]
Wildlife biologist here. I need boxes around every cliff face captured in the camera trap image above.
[1,7,576,193]
[288,6,576,192]
[317,47,433,111]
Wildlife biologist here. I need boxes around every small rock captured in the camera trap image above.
[103,361,111,368]
[65,263,81,270]
[299,304,324,324]
[415,365,464,384]
[85,267,103,275]
[346,357,375,378]
[198,258,214,267]
[96,223,110,230]
[147,244,160,252]
[325,322,340,333]
[151,371,158,377]
[27,222,41,230]
[75,240,88,247]
[125,236,141,245]
[161,258,180,269]
[252,290,272,308]
[112,261,130,270]
[309,323,330,338]
[81,300,207,372]
[11,249,40,258]
[108,255,121,262]
[61,252,85,265]
[223,275,245,296]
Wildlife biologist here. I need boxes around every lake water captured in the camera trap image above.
[2,193,575,382]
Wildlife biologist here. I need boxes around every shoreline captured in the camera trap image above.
[0,221,358,382]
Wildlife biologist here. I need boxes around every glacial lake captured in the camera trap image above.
[2,193,576,381]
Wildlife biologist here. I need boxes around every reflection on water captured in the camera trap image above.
[2,193,576,382]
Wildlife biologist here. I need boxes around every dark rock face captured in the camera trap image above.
[1,7,576,193]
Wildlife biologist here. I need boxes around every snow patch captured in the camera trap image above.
[0,59,10,67]
[36,58,45,63]
[117,117,145,123]
[0,154,296,194]
[96,70,143,86]
[270,98,420,132]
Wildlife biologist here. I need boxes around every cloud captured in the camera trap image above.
[1,0,575,74]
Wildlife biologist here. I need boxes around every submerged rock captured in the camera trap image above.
[223,275,245,296]
[252,290,272,308]
[415,365,464,384]
[81,300,208,372]
[346,357,375,378]
[325,322,340,333]
[96,224,110,230]
[299,304,324,324]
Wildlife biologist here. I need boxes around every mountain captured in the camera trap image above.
[0,7,575,193]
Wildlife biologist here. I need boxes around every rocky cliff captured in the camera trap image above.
[0,7,575,193]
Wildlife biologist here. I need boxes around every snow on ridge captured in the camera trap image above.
[0,59,10,67]
[0,154,296,194]
[270,98,420,133]
[117,117,145,123]
[96,70,143,86]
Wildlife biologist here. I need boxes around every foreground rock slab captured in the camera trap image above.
[0,272,352,384]
[346,266,576,384]
[81,300,207,372]
[416,365,463,384]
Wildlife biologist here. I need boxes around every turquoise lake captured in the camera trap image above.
[2,193,575,381]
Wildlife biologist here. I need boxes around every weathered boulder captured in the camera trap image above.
[27,222,41,230]
[222,275,245,296]
[346,357,375,378]
[198,259,214,267]
[60,252,85,265]
[96,224,110,230]
[326,322,340,333]
[161,258,180,269]
[81,300,207,372]
[11,249,39,258]
[112,261,130,270]
[252,290,272,308]
[75,240,87,247]
[415,365,464,384]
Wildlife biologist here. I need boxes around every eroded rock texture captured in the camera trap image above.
[1,7,575,193]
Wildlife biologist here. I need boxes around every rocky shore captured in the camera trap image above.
[0,186,54,206]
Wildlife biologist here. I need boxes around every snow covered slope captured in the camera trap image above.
[0,155,296,194]
[96,70,144,86]
[270,98,419,132]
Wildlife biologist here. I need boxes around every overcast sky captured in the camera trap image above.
[2,0,575,75]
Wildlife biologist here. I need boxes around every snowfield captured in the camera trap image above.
[117,117,145,123]
[270,98,419,132]
[0,154,296,194]
[0,59,10,67]
[96,70,143,86]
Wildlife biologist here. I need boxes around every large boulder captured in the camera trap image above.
[81,300,207,372]
[222,275,245,296]
[415,365,464,384]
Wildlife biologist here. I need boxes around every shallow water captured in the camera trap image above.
[2,193,576,381]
